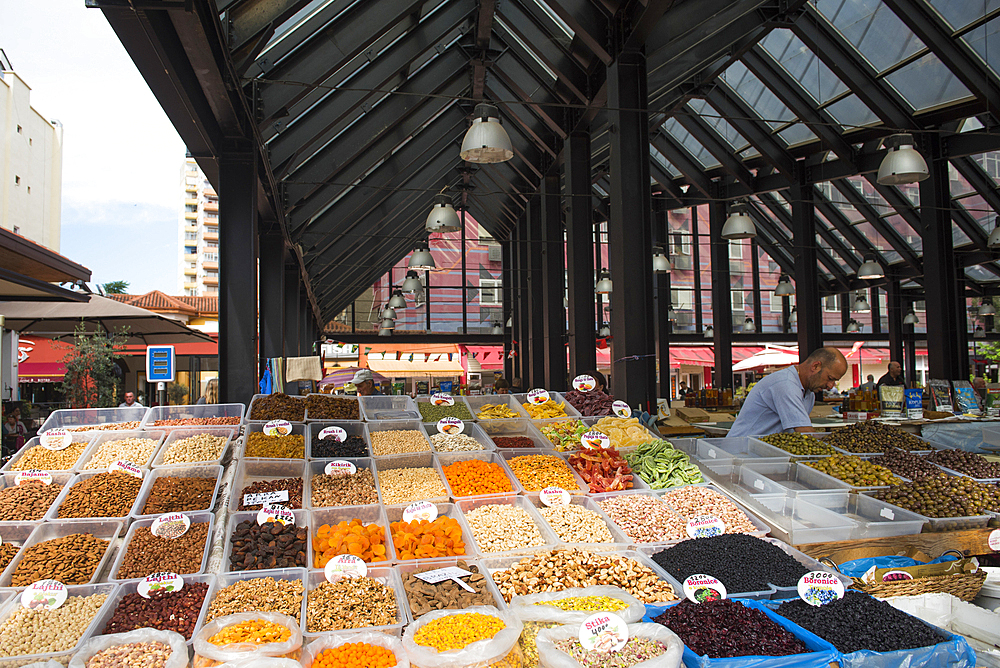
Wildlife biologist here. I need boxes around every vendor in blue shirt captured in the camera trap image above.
[729,347,848,437]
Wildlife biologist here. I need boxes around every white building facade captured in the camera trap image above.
[0,68,62,251]
[177,155,219,296]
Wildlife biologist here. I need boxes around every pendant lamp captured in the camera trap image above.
[408,241,436,270]
[774,275,794,296]
[381,306,397,320]
[653,247,671,273]
[975,325,986,338]
[387,289,407,309]
[490,323,502,335]
[988,222,1000,248]
[704,326,714,339]
[877,134,929,186]
[852,293,871,313]
[980,299,996,316]
[903,309,919,325]
[425,192,461,233]
[378,326,392,337]
[789,307,797,327]
[857,255,884,280]
[506,316,512,328]
[846,319,860,333]
[721,202,756,240]
[460,103,514,163]
[596,271,613,295]
[402,270,423,294]
[379,318,395,330]
[599,325,611,338]
[742,317,756,333]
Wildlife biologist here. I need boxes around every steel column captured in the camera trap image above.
[654,199,672,399]
[515,223,532,387]
[870,287,882,335]
[710,199,733,388]
[541,174,567,390]
[283,265,301,394]
[790,178,822,359]
[692,206,703,332]
[607,46,656,407]
[750,238,762,332]
[218,146,259,404]
[887,280,904,370]
[565,132,596,377]
[527,197,546,388]
[260,233,285,362]
[502,240,514,381]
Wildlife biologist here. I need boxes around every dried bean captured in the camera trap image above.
[0,480,64,521]
[141,476,217,515]
[401,561,494,616]
[0,593,108,657]
[11,532,109,586]
[245,432,305,458]
[597,494,686,542]
[418,402,473,422]
[370,430,430,456]
[310,468,378,507]
[237,477,303,511]
[228,520,308,571]
[0,544,18,572]
[67,421,142,432]
[507,454,580,491]
[83,437,160,469]
[537,504,615,543]
[249,393,305,421]
[659,486,759,534]
[116,522,211,579]
[312,434,367,458]
[206,576,304,622]
[652,599,808,658]
[85,641,174,668]
[463,504,546,553]
[104,583,209,639]
[57,471,143,518]
[11,441,88,470]
[160,433,228,464]
[431,433,486,452]
[305,395,360,420]
[492,436,535,448]
[153,417,239,426]
[306,577,398,632]
[378,467,446,505]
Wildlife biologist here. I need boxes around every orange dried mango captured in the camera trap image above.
[390,516,466,560]
[312,519,388,567]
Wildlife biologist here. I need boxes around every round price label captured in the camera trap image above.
[612,401,632,418]
[325,554,368,582]
[573,375,596,392]
[580,430,610,450]
[21,580,67,611]
[539,487,570,507]
[40,429,72,451]
[579,612,628,653]
[430,393,455,406]
[325,460,357,476]
[526,389,551,405]
[403,500,439,522]
[109,460,143,478]
[989,528,1000,552]
[797,571,845,607]
[263,420,293,436]
[683,574,727,603]
[318,426,347,442]
[686,515,725,539]
[15,470,52,486]
[138,572,185,599]
[151,513,191,539]
[257,504,295,526]
[437,417,465,435]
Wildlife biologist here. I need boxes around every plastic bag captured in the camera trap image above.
[402,605,523,668]
[193,611,302,668]
[301,630,410,668]
[20,662,67,668]
[510,586,647,624]
[837,554,958,578]
[536,622,683,668]
[70,629,188,668]
[215,660,303,668]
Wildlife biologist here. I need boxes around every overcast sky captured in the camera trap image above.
[2,0,184,294]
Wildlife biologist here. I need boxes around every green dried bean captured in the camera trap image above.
[624,440,703,489]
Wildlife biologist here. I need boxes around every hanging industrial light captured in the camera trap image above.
[980,299,997,316]
[742,317,756,333]
[667,304,677,321]
[408,240,436,270]
[425,190,461,233]
[704,326,714,339]
[402,270,423,294]
[506,316,512,328]
[387,289,407,309]
[379,317,395,330]
[490,322,503,335]
[774,274,794,296]
[852,292,871,313]
[975,324,986,338]
[596,271,613,295]
[876,134,929,186]
[857,254,884,280]
[721,201,756,240]
[903,308,919,325]
[989,221,1000,248]
[460,103,513,163]
[378,326,392,337]
[381,305,397,320]
[846,319,860,333]
[788,307,797,327]
[599,325,611,338]
[652,247,672,273]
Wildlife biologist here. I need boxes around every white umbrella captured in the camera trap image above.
[732,348,800,372]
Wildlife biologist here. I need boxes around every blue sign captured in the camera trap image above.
[146,345,176,383]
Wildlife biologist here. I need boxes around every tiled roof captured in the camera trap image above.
[324,320,351,333]
[176,295,218,314]
[107,291,217,316]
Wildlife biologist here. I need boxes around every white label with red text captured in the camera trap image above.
[437,417,465,435]
[573,375,596,392]
[318,426,347,442]
[243,490,289,506]
[325,460,357,476]
[109,460,143,478]
[989,528,1000,551]
[686,515,725,539]
[324,554,367,582]
[263,420,293,436]
[430,393,455,406]
[579,612,628,652]
[138,572,184,598]
[257,503,295,526]
[21,580,67,611]
[151,513,191,539]
[40,430,72,451]
[402,500,438,522]
[612,401,631,418]
[580,431,610,450]
[527,389,550,405]
[539,487,571,506]
[15,470,52,486]
[797,571,845,606]
[683,574,727,603]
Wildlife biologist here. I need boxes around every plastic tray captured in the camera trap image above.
[0,523,41,581]
[464,395,530,420]
[654,482,771,538]
[828,433,937,458]
[222,510,311,574]
[306,458,382,509]
[246,393,307,423]
[109,510,215,581]
[302,566,410,637]
[554,449,651,493]
[858,491,993,532]
[455,495,559,558]
[0,582,119,667]
[77,429,168,471]
[367,419,433,456]
[140,403,245,429]
[0,472,77,523]
[437,451,522,500]
[414,395,477,423]
[396,557,507,614]
[39,406,148,433]
[928,461,1000,484]
[729,461,854,498]
[532,417,593,451]
[303,393,363,422]
[307,421,371,459]
[371,452,450,506]
[87,573,216,644]
[383,502,479,562]
[511,391,582,419]
[696,436,792,465]
[359,395,420,421]
[229,458,307,512]
[208,567,308,631]
[521,493,632,549]
[742,492,856,544]
[478,419,553,450]
[309,505,393,570]
[48,469,146,521]
[0,434,94,474]
[590,489,689,546]
[422,421,496,454]
[151,426,237,467]
[798,454,907,493]
[497,448,589,493]
[241,421,307,460]
[0,519,123,587]
[132,464,224,518]
[800,490,927,539]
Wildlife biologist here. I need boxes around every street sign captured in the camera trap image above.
[146,346,175,383]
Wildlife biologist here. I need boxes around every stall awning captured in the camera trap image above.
[17,336,72,382]
[367,359,465,377]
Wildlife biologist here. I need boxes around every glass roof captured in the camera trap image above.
[966,265,1000,281]
[723,61,797,129]
[884,52,974,110]
[650,145,681,177]
[687,99,750,151]
[761,29,849,104]
[826,94,880,129]
[963,16,1000,76]
[661,118,721,168]
[929,0,1000,31]
[813,0,926,73]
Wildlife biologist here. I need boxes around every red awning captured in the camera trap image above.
[17,336,72,382]
[123,339,218,356]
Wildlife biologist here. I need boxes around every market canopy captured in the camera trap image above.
[0,227,90,302]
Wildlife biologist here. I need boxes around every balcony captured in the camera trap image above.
[184,267,197,276]
[183,281,197,290]
[205,189,217,198]
[185,224,197,233]
[203,218,218,228]
[185,198,198,206]
[184,254,198,262]
[202,277,219,287]
[203,261,218,270]
[203,231,218,242]
[185,212,197,220]
[204,202,218,212]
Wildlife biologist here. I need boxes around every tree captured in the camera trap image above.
[167,382,188,405]
[59,324,128,408]
[101,281,130,294]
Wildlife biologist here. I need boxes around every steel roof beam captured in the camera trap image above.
[757,190,862,274]
[224,0,312,54]
[650,131,713,197]
[537,0,612,65]
[489,50,568,140]
[705,83,797,179]
[953,156,1000,222]
[674,102,755,187]
[952,204,990,252]
[813,188,891,270]
[831,179,922,272]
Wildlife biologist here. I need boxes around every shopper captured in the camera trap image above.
[196,378,219,405]
[728,347,847,438]
[493,378,510,394]
[510,377,524,393]
[582,370,608,393]
[973,376,988,400]
[858,374,876,393]
[2,407,26,451]
[877,361,905,387]
[351,369,382,396]
[119,392,143,408]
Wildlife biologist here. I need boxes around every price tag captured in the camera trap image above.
[325,460,357,476]
[437,417,465,435]
[706,448,718,459]
[797,571,845,606]
[318,426,347,442]
[753,479,764,491]
[526,389,550,405]
[138,572,184,599]
[403,501,438,522]
[430,393,455,406]
[539,487,570,506]
[612,401,631,418]
[686,515,725,539]
[243,490,289,506]
[573,375,596,392]
[325,554,367,582]
[109,460,143,478]
[263,420,293,436]
[683,574,727,603]
[414,566,476,593]
[21,580,67,611]
[40,429,72,451]
[151,513,191,539]
[257,504,295,526]
[579,612,628,653]
[880,508,895,520]
[15,470,52,486]
[580,431,610,450]
[989,528,1000,552]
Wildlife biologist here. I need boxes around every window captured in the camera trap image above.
[824,295,841,312]
[12,226,19,235]
[185,232,197,241]
[185,246,197,255]
[728,240,743,259]
[204,252,219,262]
[671,232,691,256]
[26,187,30,194]
[671,289,695,309]
[205,287,218,295]
[16,125,21,134]
[185,204,198,213]
[205,270,219,278]
[206,241,218,249]
[205,212,218,219]
[189,262,197,269]
[480,279,501,305]
[914,300,926,312]
[185,288,197,296]
[731,290,745,310]
[770,293,795,312]
[14,176,20,185]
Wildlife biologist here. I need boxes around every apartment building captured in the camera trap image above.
[177,155,219,296]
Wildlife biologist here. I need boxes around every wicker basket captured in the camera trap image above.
[851,569,987,601]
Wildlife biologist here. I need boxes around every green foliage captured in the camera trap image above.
[167,381,188,405]
[59,323,128,408]
[101,281,130,294]
[977,342,1000,363]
